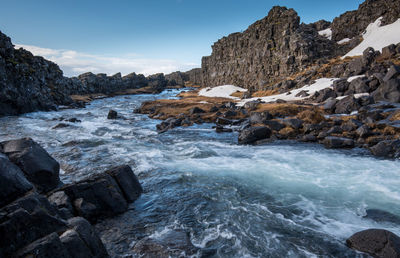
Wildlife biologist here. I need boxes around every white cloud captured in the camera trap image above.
[14,44,198,77]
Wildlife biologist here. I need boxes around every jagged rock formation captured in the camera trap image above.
[0,138,143,257]
[0,30,170,117]
[201,6,337,90]
[331,0,400,41]
[165,68,203,86]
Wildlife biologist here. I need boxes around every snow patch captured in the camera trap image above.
[344,17,400,58]
[338,38,351,45]
[318,28,332,40]
[238,78,338,106]
[198,85,247,99]
[347,75,366,82]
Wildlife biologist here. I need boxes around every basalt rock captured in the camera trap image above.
[238,126,272,144]
[346,229,400,258]
[201,6,336,91]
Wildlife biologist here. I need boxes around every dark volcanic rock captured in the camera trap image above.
[201,6,336,90]
[370,140,400,158]
[1,138,60,192]
[331,0,400,41]
[238,126,272,144]
[371,79,400,103]
[346,229,400,258]
[189,106,205,114]
[16,232,71,258]
[105,165,143,203]
[107,110,118,119]
[322,136,355,149]
[0,154,33,207]
[334,96,360,114]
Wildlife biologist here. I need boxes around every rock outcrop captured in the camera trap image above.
[0,138,143,257]
[331,0,400,42]
[201,6,336,90]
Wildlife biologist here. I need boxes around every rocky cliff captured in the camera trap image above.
[201,0,400,90]
[0,30,171,117]
[201,6,337,90]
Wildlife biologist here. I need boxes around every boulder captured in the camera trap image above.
[334,96,360,114]
[238,126,272,144]
[364,209,400,225]
[314,88,337,103]
[264,120,286,131]
[0,154,33,207]
[346,78,369,94]
[322,136,355,149]
[383,65,400,82]
[60,173,128,222]
[60,229,93,258]
[1,138,60,192]
[107,110,118,119]
[282,118,303,130]
[216,117,233,126]
[356,125,371,138]
[323,97,337,112]
[333,79,349,93]
[16,232,70,258]
[381,44,397,59]
[189,107,205,114]
[372,79,400,103]
[66,217,109,258]
[105,165,143,203]
[249,111,272,124]
[346,229,400,258]
[370,140,400,158]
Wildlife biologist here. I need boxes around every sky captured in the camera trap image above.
[0,0,364,77]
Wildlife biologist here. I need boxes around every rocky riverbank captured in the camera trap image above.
[0,138,142,257]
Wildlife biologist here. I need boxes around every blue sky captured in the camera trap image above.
[0,0,364,76]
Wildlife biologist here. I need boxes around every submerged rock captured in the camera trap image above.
[322,136,355,149]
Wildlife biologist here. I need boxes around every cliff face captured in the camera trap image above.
[0,32,75,116]
[201,6,336,90]
[331,0,400,41]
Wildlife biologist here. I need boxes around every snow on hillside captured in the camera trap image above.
[344,17,400,58]
[318,28,332,40]
[236,78,338,105]
[198,85,247,99]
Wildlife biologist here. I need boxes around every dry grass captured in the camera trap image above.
[279,127,296,138]
[251,89,278,97]
[297,108,325,124]
[70,93,107,102]
[255,103,308,117]
[230,91,246,98]
[177,90,199,98]
[389,111,400,121]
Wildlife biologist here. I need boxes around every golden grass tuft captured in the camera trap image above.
[255,103,307,117]
[230,91,246,98]
[251,89,278,97]
[389,111,400,121]
[297,108,325,124]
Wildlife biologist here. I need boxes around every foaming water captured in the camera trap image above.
[1,89,399,257]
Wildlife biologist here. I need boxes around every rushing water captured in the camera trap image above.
[1,89,400,257]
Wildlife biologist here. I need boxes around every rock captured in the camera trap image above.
[314,88,336,103]
[326,126,342,135]
[364,209,400,225]
[189,107,205,114]
[346,78,369,94]
[249,111,272,124]
[52,123,70,129]
[323,97,338,112]
[243,101,261,110]
[66,217,109,258]
[238,127,272,144]
[61,173,128,222]
[341,119,362,131]
[322,136,355,149]
[133,229,198,258]
[333,79,349,93]
[0,154,33,207]
[264,120,285,131]
[346,229,400,258]
[370,140,400,158]
[383,65,400,82]
[295,90,309,97]
[48,191,74,215]
[334,96,360,114]
[282,118,303,129]
[381,44,397,60]
[60,229,93,258]
[105,165,143,203]
[107,110,118,119]
[156,118,182,133]
[67,117,81,123]
[356,125,371,138]
[16,232,71,258]
[301,134,317,142]
[223,110,237,118]
[201,6,336,90]
[1,138,60,192]
[215,125,233,133]
[216,117,233,126]
[372,79,400,103]
[209,106,219,112]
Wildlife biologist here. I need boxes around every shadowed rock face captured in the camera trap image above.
[201,6,336,91]
[331,0,400,41]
